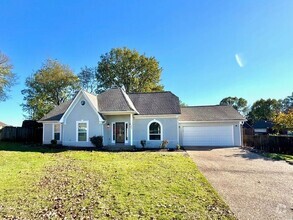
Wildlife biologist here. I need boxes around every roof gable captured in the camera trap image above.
[39,91,104,122]
[60,91,104,123]
[179,105,245,121]
[83,91,99,113]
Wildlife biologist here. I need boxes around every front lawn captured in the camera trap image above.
[0,142,235,219]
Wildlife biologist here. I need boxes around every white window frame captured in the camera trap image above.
[76,121,89,142]
[147,120,163,141]
[125,122,129,144]
[52,123,61,141]
[111,122,116,144]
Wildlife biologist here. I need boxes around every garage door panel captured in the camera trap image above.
[183,125,234,146]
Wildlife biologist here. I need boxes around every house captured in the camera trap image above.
[253,120,274,134]
[243,121,254,135]
[39,88,245,148]
[0,121,7,130]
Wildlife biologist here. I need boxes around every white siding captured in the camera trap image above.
[62,94,103,147]
[133,117,178,148]
[254,128,267,133]
[43,123,53,144]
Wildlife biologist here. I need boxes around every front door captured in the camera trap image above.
[116,122,125,143]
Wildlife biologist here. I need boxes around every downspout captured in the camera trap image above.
[130,114,133,146]
[177,116,180,145]
[101,121,106,145]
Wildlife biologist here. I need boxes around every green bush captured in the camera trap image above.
[140,140,146,148]
[51,139,57,145]
[90,136,103,148]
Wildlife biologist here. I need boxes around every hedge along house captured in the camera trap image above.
[39,88,245,148]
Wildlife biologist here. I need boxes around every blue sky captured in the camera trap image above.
[1,0,293,126]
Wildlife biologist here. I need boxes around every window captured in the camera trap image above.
[54,124,61,141]
[77,122,88,141]
[149,122,161,140]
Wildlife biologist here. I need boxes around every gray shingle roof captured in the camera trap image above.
[179,105,245,121]
[253,120,273,129]
[97,88,135,112]
[40,100,73,121]
[39,89,181,121]
[128,92,181,115]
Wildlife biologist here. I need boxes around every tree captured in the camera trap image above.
[282,92,293,112]
[273,110,293,131]
[180,100,188,107]
[219,97,248,115]
[96,47,164,93]
[0,51,16,101]
[77,66,97,94]
[247,98,282,124]
[22,59,79,120]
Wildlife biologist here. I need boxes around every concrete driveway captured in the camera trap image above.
[187,147,293,220]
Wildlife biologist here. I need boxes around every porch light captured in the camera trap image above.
[107,123,110,128]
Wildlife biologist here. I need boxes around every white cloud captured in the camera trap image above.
[235,53,245,68]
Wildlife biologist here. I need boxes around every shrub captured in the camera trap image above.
[161,140,169,149]
[51,139,57,145]
[140,140,146,148]
[90,136,103,148]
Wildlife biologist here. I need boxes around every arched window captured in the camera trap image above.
[149,122,161,140]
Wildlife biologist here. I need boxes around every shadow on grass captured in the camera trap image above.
[224,151,272,161]
[223,147,292,162]
[0,142,68,153]
[185,146,284,161]
[0,142,184,154]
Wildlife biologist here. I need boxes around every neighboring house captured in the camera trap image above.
[243,121,254,135]
[253,120,274,134]
[0,121,7,130]
[39,88,245,148]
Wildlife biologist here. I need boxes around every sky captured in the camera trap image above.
[0,0,293,126]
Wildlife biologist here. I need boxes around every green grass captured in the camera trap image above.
[263,152,293,161]
[0,142,235,219]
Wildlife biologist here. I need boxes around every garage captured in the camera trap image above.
[182,125,234,146]
[179,106,245,147]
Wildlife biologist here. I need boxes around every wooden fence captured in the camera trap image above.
[243,135,293,155]
[0,127,42,143]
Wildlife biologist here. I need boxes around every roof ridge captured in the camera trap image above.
[181,105,225,108]
[82,90,96,96]
[120,88,139,113]
[82,90,99,113]
[127,91,172,94]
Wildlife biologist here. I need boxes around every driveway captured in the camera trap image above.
[187,147,293,220]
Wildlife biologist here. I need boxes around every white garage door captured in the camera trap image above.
[182,125,234,146]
